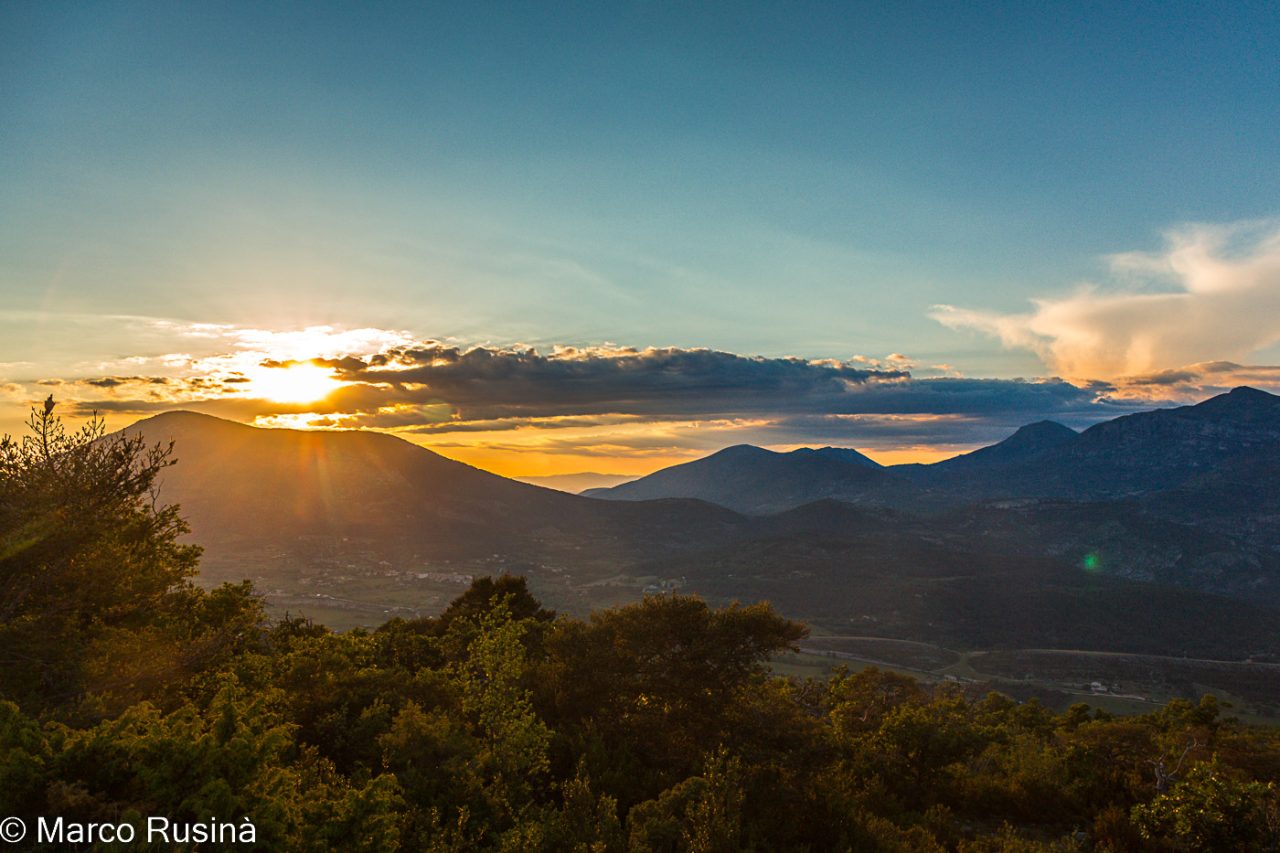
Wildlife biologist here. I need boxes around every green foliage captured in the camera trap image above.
[1,683,404,850]
[0,700,50,816]
[533,761,624,853]
[538,595,807,809]
[1132,758,1280,851]
[5,561,1280,851]
[446,598,551,827]
[0,401,262,719]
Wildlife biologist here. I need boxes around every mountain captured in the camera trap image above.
[124,412,747,592]
[128,410,576,551]
[583,444,883,513]
[939,386,1280,501]
[589,387,1280,511]
[576,388,1280,606]
[936,498,1280,605]
[931,420,1077,471]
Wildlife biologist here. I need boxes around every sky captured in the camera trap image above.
[2,2,1279,477]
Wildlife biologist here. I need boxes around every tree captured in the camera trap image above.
[447,599,551,822]
[0,399,202,714]
[538,595,806,809]
[1132,758,1280,852]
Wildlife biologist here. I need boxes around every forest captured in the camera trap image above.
[2,403,1278,851]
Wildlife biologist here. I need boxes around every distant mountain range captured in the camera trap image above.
[587,387,1280,611]
[120,387,1280,657]
[589,386,1280,514]
[515,472,637,493]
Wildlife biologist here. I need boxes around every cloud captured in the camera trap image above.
[63,346,909,423]
[44,329,1160,457]
[82,376,174,388]
[1112,361,1280,400]
[50,357,1126,457]
[933,220,1280,380]
[336,343,909,420]
[14,316,1227,464]
[152,322,418,361]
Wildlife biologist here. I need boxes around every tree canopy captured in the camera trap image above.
[0,399,262,718]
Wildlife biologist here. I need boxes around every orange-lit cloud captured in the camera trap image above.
[933,220,1280,380]
[1108,361,1280,402]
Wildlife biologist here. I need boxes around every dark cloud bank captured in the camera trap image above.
[57,341,1177,452]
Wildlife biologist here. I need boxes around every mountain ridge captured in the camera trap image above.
[587,386,1280,511]
[123,410,750,573]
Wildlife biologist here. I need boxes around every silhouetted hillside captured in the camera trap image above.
[126,411,746,572]
[588,387,1280,511]
[516,472,637,493]
[584,443,883,513]
[931,420,1077,471]
[933,386,1280,501]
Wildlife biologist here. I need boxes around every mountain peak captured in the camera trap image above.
[1203,386,1276,404]
[584,440,884,513]
[789,446,882,468]
[1218,385,1277,405]
[1004,420,1077,447]
[123,410,258,437]
[710,444,775,459]
[1185,386,1280,423]
[934,419,1077,471]
[136,409,233,424]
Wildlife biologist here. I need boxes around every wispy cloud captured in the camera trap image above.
[932,220,1280,381]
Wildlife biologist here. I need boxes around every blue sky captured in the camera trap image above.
[2,2,1279,473]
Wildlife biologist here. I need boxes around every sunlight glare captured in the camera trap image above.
[247,363,345,403]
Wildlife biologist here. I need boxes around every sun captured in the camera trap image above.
[247,363,346,403]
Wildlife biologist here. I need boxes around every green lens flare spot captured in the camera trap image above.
[1082,552,1100,572]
